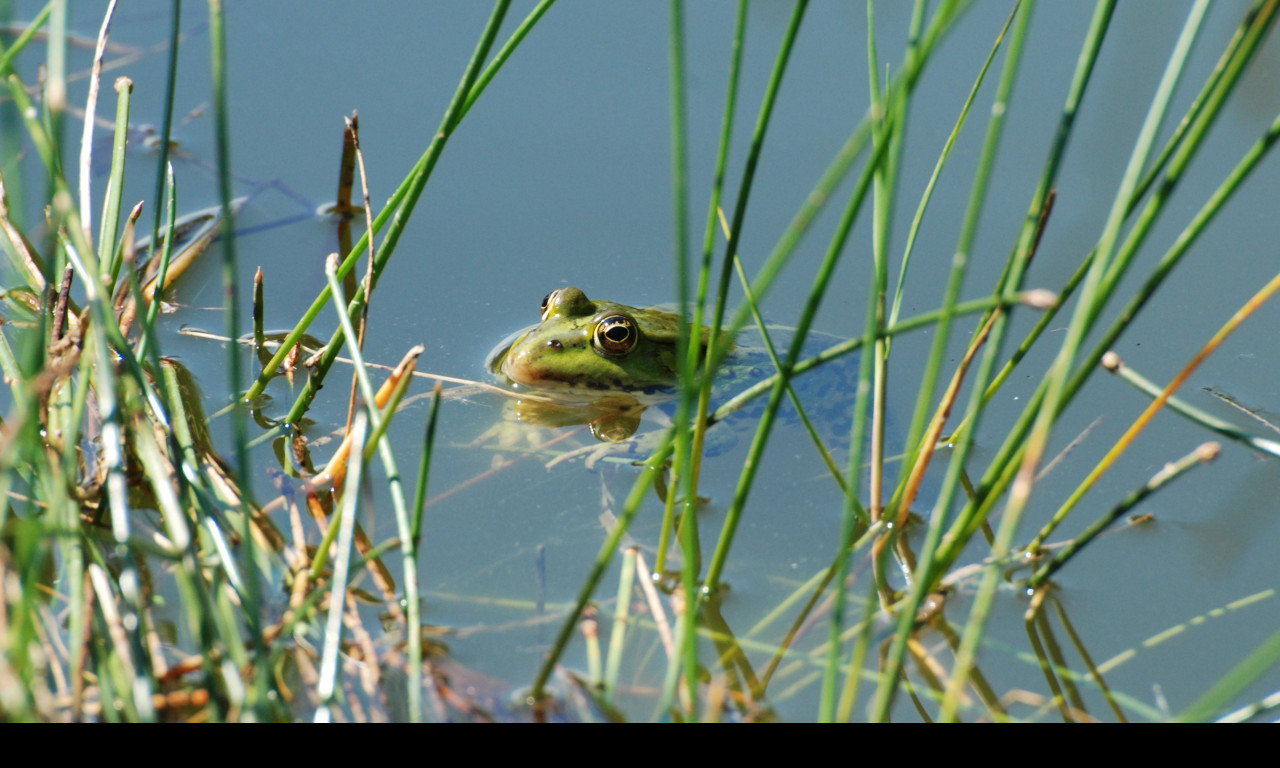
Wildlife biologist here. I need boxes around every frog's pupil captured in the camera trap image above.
[595,316,636,356]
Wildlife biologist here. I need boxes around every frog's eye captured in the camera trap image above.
[593,315,638,358]
[540,291,556,320]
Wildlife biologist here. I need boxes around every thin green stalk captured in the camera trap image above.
[699,0,808,396]
[711,289,1043,422]
[45,0,66,166]
[664,0,703,720]
[602,547,638,705]
[1105,353,1280,456]
[734,259,847,491]
[667,0,809,720]
[146,0,182,278]
[249,0,526,409]
[136,163,177,362]
[705,109,894,593]
[821,154,888,720]
[937,0,1280,580]
[1096,0,1266,306]
[160,361,237,716]
[0,2,52,76]
[458,0,555,120]
[1029,442,1219,588]
[101,76,132,286]
[718,0,969,363]
[315,414,368,723]
[877,0,1018,571]
[410,382,443,548]
[835,575,881,721]
[899,0,1027,461]
[864,0,896,566]
[7,72,98,274]
[61,232,157,720]
[1178,623,1280,722]
[882,0,929,332]
[531,434,674,701]
[655,0,746,576]
[933,1,1119,722]
[1033,264,1280,553]
[208,0,269,719]
[968,0,1245,424]
[870,0,1037,724]
[321,254,424,721]
[871,0,1031,716]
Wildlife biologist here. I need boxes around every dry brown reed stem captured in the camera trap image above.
[320,344,422,490]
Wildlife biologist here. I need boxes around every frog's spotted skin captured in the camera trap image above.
[486,287,867,450]
[487,286,725,401]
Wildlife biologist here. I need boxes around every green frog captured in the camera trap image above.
[485,286,863,453]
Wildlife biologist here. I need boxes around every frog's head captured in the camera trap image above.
[488,287,714,399]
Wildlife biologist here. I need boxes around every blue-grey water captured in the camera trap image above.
[5,0,1280,720]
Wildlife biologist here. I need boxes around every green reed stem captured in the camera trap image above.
[7,72,96,274]
[62,227,158,719]
[137,164,177,361]
[656,0,746,576]
[250,0,528,411]
[146,0,182,276]
[45,0,66,162]
[931,0,1119,723]
[1030,442,1218,589]
[321,254,424,721]
[701,0,808,378]
[101,77,131,286]
[160,362,236,714]
[661,0,703,719]
[0,2,52,77]
[315,414,368,722]
[705,101,892,594]
[669,0,810,720]
[80,0,119,263]
[603,547,638,705]
[1106,353,1280,456]
[936,0,1279,581]
[410,382,443,548]
[1179,621,1280,722]
[843,1,1021,721]
[717,0,968,360]
[698,0,811,594]
[209,1,270,719]
[900,0,1026,460]
[531,435,675,701]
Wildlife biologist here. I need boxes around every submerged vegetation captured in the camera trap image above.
[1,0,1279,721]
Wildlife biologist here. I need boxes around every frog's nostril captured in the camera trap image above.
[547,339,563,351]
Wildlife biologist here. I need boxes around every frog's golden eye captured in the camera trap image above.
[540,291,556,320]
[593,315,638,358]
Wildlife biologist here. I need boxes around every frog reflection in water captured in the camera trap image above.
[486,286,859,452]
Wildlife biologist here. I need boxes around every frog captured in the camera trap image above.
[485,286,866,460]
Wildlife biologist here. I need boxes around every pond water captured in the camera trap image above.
[5,0,1280,721]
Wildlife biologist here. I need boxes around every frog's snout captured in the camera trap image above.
[501,339,560,388]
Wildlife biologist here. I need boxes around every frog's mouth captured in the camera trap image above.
[487,332,586,394]
[483,327,530,377]
[491,339,679,407]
